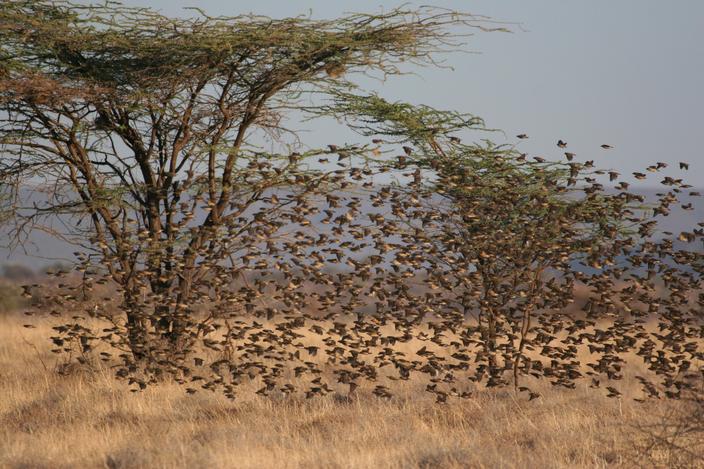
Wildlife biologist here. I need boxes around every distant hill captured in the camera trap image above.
[2,187,702,270]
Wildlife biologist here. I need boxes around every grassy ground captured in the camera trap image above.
[0,313,701,469]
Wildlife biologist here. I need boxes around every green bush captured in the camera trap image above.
[0,283,26,314]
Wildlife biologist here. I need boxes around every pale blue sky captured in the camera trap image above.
[115,0,704,183]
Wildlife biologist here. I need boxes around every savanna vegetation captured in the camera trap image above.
[1,1,702,468]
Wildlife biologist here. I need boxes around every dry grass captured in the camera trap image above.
[0,313,701,469]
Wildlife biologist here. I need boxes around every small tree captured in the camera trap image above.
[314,90,704,399]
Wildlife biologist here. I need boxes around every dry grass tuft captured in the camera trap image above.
[1,314,701,469]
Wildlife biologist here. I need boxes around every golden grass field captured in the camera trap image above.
[1,310,702,469]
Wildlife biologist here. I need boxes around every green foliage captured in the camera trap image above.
[0,283,26,313]
[304,89,488,148]
[0,1,508,100]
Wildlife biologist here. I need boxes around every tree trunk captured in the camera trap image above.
[123,292,149,362]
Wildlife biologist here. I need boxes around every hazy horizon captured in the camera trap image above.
[2,186,702,270]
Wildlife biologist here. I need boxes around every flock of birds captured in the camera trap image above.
[26,136,704,404]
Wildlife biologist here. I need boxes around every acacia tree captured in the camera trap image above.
[0,1,505,364]
[311,90,704,399]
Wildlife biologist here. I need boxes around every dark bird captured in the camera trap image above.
[516,134,529,139]
[557,140,567,148]
[412,168,422,185]
[94,114,111,131]
[600,144,613,149]
[21,285,33,299]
